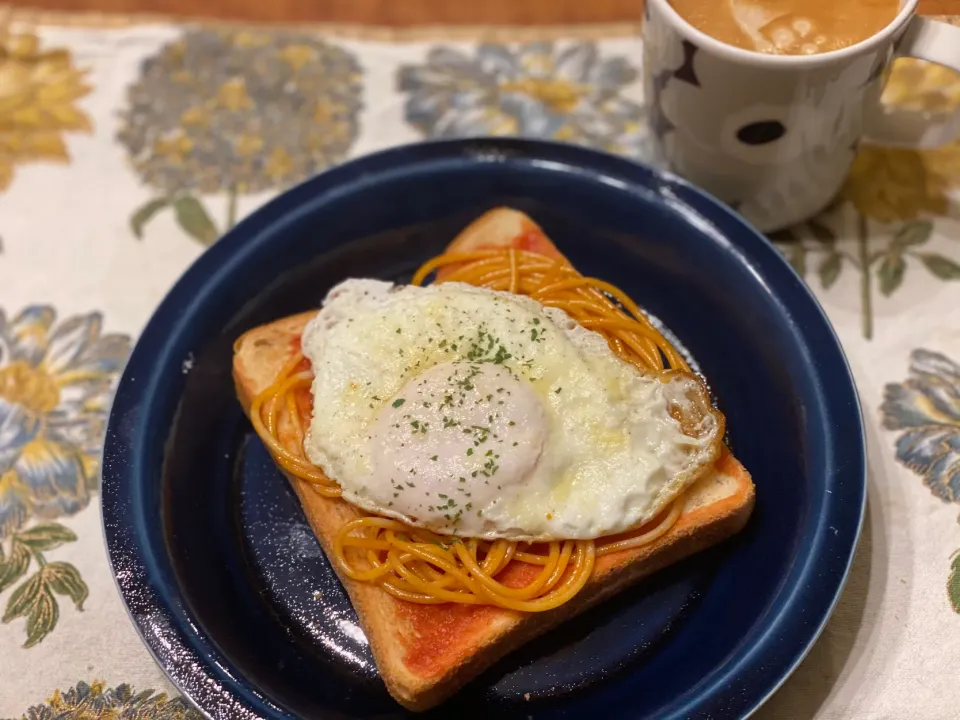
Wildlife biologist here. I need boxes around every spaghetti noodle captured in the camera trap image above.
[249,248,698,611]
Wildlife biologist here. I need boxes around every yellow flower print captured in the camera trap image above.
[280,44,316,72]
[265,147,294,181]
[773,60,960,342]
[842,60,960,222]
[215,77,254,112]
[841,143,960,222]
[881,58,960,113]
[0,32,92,192]
[498,77,588,115]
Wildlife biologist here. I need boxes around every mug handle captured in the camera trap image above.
[863,17,960,149]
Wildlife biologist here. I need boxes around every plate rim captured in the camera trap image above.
[100,137,866,720]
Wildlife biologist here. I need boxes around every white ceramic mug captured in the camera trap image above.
[643,0,960,231]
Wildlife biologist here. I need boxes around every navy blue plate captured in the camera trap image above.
[102,138,865,719]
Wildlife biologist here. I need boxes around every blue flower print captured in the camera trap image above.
[0,306,130,538]
[398,42,653,158]
[881,348,960,503]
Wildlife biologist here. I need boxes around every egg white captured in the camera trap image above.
[300,279,721,541]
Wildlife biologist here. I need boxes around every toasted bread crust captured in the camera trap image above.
[232,208,755,711]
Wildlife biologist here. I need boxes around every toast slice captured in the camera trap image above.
[232,210,755,711]
[435,207,570,281]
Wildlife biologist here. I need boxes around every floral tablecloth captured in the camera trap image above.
[2,7,960,718]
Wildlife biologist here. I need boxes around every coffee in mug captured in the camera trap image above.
[668,0,900,55]
[643,0,960,231]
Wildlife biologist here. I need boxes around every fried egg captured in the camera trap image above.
[300,279,722,541]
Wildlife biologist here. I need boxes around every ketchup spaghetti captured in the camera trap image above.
[248,248,698,611]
